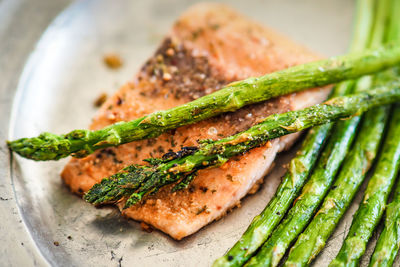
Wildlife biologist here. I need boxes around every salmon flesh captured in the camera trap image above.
[61,3,330,240]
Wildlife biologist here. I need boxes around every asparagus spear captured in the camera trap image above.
[244,105,361,267]
[8,45,400,161]
[281,0,395,264]
[84,83,400,207]
[210,120,336,267]
[219,1,376,266]
[387,0,400,45]
[283,103,389,266]
[366,2,400,266]
[211,83,350,267]
[243,81,374,267]
[330,0,400,265]
[330,105,400,267]
[367,10,400,263]
[369,170,400,267]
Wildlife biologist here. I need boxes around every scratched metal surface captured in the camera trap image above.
[4,0,397,266]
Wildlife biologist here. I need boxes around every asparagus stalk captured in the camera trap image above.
[211,122,335,267]
[369,169,400,267]
[330,0,400,265]
[243,81,374,267]
[330,105,400,267]
[387,0,400,45]
[349,0,376,52]
[8,45,400,161]
[244,105,361,267]
[211,121,336,267]
[84,83,400,207]
[219,84,363,267]
[219,1,376,266]
[281,1,395,264]
[283,103,389,266]
[211,83,351,267]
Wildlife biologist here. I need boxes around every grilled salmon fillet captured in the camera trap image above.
[62,3,330,240]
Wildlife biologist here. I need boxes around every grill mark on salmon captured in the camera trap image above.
[61,3,330,240]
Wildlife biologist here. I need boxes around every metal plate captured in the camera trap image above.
[8,0,386,266]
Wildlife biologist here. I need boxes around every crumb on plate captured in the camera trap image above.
[103,53,123,69]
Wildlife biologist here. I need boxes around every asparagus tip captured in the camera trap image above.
[7,132,72,161]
